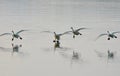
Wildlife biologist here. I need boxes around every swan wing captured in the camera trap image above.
[76,28,87,32]
[0,33,12,36]
[112,31,120,35]
[40,31,53,34]
[95,33,107,40]
[16,30,27,35]
[59,31,72,36]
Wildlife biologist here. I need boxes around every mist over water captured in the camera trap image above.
[0,0,120,76]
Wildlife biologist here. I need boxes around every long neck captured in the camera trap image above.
[54,32,56,36]
[108,50,110,54]
[107,31,110,34]
[71,27,74,32]
[12,31,15,34]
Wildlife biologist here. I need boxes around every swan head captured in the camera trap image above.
[108,50,110,54]
[12,30,14,34]
[71,27,74,32]
[54,32,56,35]
[71,27,73,29]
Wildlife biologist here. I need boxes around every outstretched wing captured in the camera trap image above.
[16,30,27,35]
[76,28,87,32]
[112,31,120,35]
[0,33,12,36]
[59,31,72,36]
[40,31,53,34]
[95,33,107,40]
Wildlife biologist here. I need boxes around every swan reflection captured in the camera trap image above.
[54,40,60,51]
[0,44,24,56]
[94,50,117,63]
[60,50,83,64]
[11,44,23,55]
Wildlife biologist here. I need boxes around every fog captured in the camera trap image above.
[0,0,120,76]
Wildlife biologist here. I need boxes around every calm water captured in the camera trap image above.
[0,0,120,76]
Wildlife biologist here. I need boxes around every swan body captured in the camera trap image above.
[0,30,27,41]
[53,31,71,41]
[96,31,120,40]
[41,31,70,42]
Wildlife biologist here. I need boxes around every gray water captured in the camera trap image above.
[0,0,120,76]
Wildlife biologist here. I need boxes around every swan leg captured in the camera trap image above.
[114,36,117,38]
[108,38,110,40]
[19,37,22,40]
[53,40,56,42]
[79,33,82,35]
[12,38,14,41]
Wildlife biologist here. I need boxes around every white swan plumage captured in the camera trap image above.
[70,27,87,38]
[41,31,70,42]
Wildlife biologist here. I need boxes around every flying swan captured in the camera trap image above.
[70,27,87,38]
[96,31,120,40]
[0,30,27,41]
[41,31,70,42]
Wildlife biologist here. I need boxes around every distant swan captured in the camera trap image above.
[41,31,70,42]
[96,31,120,40]
[70,27,87,38]
[0,30,27,41]
[53,31,70,42]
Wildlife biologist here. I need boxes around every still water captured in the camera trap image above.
[0,0,120,76]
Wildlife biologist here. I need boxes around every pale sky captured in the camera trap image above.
[0,0,120,36]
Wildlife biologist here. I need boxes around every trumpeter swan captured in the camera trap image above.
[0,30,27,41]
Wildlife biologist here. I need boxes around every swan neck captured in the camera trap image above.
[12,31,15,34]
[71,27,74,31]
[54,32,56,35]
[107,31,110,34]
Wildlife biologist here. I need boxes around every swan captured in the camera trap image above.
[70,27,87,38]
[0,30,27,41]
[53,31,70,42]
[41,31,70,42]
[96,31,120,40]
